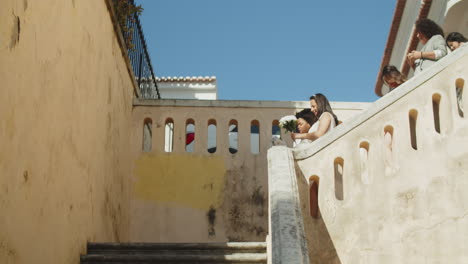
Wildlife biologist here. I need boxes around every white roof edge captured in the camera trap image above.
[156,76,217,82]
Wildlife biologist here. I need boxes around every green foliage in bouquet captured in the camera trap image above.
[279,115,297,133]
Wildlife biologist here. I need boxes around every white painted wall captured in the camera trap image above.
[295,46,468,263]
[444,0,468,37]
[157,78,217,100]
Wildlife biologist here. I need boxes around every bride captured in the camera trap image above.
[292,93,339,144]
[293,108,317,146]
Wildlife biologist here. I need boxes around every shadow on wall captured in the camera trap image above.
[295,164,342,264]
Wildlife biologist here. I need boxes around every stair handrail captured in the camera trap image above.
[267,146,310,264]
[293,44,468,160]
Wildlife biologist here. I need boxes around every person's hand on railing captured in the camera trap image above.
[406,51,416,69]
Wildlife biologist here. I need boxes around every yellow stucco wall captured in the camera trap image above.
[134,153,226,210]
[0,0,133,263]
[130,106,289,243]
[129,101,370,243]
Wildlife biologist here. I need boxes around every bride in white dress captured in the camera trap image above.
[293,109,317,146]
[292,93,339,144]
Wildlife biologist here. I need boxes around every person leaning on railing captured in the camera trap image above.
[406,19,447,75]
[293,108,318,146]
[291,93,339,143]
[446,32,467,112]
[446,32,467,51]
[382,65,407,92]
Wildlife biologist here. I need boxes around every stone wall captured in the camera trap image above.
[267,146,310,264]
[295,46,468,262]
[295,164,341,264]
[0,0,134,263]
[130,99,369,242]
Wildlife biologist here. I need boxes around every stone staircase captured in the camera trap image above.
[80,242,267,263]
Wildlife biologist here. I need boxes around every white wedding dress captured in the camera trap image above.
[294,112,336,147]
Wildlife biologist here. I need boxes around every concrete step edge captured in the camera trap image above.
[87,249,266,255]
[81,253,268,262]
[87,242,267,251]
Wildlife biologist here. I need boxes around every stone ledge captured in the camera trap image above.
[133,98,371,110]
[268,146,309,264]
[294,44,468,160]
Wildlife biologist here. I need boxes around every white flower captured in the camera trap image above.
[279,115,297,125]
[279,115,297,133]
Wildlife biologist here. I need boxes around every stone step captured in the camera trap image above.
[87,242,267,255]
[80,252,267,263]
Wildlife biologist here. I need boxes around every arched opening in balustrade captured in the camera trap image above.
[359,141,370,184]
[456,78,464,117]
[409,109,418,150]
[228,120,238,154]
[164,118,174,153]
[143,118,152,152]
[271,120,281,143]
[384,125,393,136]
[309,175,320,219]
[432,93,441,134]
[251,120,260,154]
[207,119,217,153]
[333,157,344,201]
[186,119,195,152]
[384,125,394,169]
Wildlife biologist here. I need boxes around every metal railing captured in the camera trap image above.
[113,0,161,99]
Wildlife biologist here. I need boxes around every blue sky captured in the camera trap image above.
[136,0,396,102]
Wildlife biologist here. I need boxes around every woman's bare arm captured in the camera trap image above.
[291,113,332,140]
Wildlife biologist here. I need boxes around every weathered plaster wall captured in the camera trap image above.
[296,165,341,264]
[295,48,468,262]
[130,100,370,242]
[0,0,133,263]
[267,147,310,264]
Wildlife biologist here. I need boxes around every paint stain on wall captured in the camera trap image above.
[207,206,216,237]
[0,241,17,263]
[251,186,265,216]
[134,153,226,210]
[23,170,29,183]
[9,15,20,49]
[228,204,245,232]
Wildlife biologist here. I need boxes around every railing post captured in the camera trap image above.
[268,146,309,264]
[138,53,143,94]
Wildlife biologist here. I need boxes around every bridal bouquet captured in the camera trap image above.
[279,115,297,133]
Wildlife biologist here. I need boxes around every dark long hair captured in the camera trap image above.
[309,93,339,125]
[415,19,444,39]
[295,108,317,126]
[382,65,407,84]
[446,32,467,43]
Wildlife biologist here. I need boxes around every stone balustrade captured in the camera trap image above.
[128,99,369,244]
[293,45,468,263]
[267,146,310,264]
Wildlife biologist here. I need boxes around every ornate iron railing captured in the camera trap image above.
[113,0,161,99]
